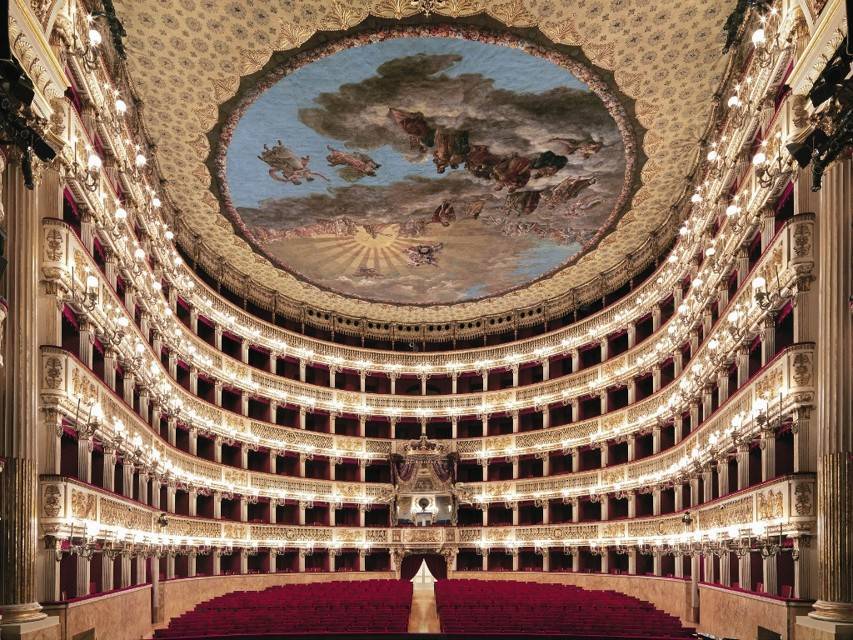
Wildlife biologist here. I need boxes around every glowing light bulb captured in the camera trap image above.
[114,99,127,115]
[88,28,102,47]
[752,28,766,46]
[725,204,741,217]
[115,207,127,220]
[87,154,102,170]
[707,149,719,162]
[752,151,767,166]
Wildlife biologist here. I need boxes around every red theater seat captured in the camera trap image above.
[153,579,412,639]
[434,579,695,639]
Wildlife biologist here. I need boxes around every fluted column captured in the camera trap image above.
[102,447,116,492]
[717,460,729,496]
[736,444,750,491]
[810,158,853,624]
[75,555,90,598]
[119,553,132,589]
[101,552,115,593]
[0,159,60,625]
[761,314,777,366]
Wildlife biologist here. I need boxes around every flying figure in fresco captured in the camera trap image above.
[405,242,443,267]
[388,108,435,151]
[431,200,456,227]
[531,150,569,178]
[258,140,328,185]
[492,154,533,192]
[543,174,597,208]
[432,128,470,173]
[387,106,571,192]
[505,190,542,216]
[325,146,381,177]
[548,135,603,159]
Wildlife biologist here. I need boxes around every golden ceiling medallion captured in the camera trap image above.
[408,0,449,16]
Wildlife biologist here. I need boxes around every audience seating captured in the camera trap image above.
[153,580,412,639]
[435,579,695,639]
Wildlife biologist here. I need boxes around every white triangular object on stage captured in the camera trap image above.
[411,559,437,585]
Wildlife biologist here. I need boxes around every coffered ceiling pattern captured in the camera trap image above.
[113,0,732,323]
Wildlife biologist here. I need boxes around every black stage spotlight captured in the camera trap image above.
[786,128,830,168]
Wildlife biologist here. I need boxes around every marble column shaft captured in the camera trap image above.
[812,159,853,622]
[0,161,59,623]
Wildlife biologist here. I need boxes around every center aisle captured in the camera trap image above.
[408,583,441,633]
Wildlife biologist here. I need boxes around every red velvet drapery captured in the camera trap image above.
[400,553,447,581]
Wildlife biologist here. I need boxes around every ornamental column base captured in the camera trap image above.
[796,616,853,640]
[0,616,60,640]
[0,605,45,627]
[811,602,853,624]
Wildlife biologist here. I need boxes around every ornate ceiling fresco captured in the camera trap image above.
[112,0,732,322]
[218,28,635,304]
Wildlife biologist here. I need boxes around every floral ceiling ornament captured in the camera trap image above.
[408,0,448,16]
[109,0,730,324]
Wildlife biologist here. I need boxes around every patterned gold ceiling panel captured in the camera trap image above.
[113,0,731,322]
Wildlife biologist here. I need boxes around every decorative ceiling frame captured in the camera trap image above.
[209,23,642,307]
[111,0,734,339]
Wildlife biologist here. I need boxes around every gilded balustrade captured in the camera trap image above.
[41,347,392,505]
[457,343,814,502]
[41,341,813,506]
[39,474,813,552]
[42,212,813,423]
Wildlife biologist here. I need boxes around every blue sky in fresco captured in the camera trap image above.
[225,37,589,209]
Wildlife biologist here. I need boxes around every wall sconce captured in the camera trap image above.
[750,13,790,70]
[108,205,128,237]
[726,308,749,342]
[706,145,737,179]
[131,247,146,276]
[132,146,147,177]
[726,88,752,128]
[68,267,99,312]
[755,392,784,445]
[81,152,101,192]
[98,314,129,348]
[752,145,788,188]
[752,267,791,311]
[66,521,100,559]
[73,399,103,439]
[72,23,103,71]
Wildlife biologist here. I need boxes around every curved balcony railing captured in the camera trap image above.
[41,341,813,506]
[40,474,814,552]
[44,212,814,423]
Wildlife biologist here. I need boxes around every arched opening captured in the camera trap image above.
[400,553,447,581]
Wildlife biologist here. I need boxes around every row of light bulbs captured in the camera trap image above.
[66,194,786,426]
[63,0,795,381]
[59,2,795,476]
